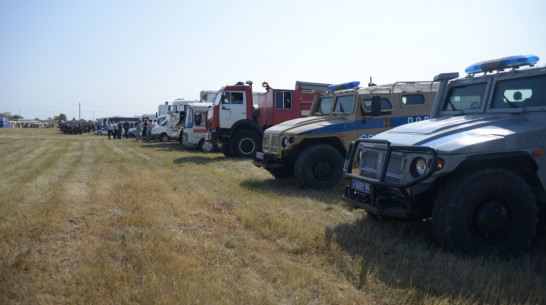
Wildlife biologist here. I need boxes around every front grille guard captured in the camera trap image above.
[344,138,439,189]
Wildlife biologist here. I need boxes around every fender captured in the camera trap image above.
[230,119,264,137]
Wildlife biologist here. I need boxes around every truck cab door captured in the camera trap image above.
[219,91,246,129]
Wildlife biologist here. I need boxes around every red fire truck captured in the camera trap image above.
[206,80,331,158]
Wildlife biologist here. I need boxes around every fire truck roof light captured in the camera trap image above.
[235,82,244,85]
[327,81,360,91]
[465,55,539,74]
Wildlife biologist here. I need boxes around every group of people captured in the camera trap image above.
[106,119,157,142]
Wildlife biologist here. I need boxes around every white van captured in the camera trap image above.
[151,115,168,141]
[181,102,214,151]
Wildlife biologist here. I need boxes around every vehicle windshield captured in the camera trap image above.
[442,83,487,111]
[184,108,193,127]
[491,74,546,108]
[332,95,354,113]
[157,116,166,125]
[213,90,223,106]
[314,96,334,115]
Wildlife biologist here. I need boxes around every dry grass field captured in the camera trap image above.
[0,128,545,305]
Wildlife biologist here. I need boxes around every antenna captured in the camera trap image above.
[368,77,376,87]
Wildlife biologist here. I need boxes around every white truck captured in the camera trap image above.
[165,99,200,142]
[200,90,218,104]
[158,103,170,117]
[181,102,214,151]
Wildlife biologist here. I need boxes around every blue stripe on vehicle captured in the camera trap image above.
[298,116,429,135]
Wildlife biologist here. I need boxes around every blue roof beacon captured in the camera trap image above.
[327,81,360,91]
[465,54,539,74]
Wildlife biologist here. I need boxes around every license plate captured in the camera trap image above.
[255,152,264,160]
[352,179,371,194]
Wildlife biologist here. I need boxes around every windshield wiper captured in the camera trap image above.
[503,95,517,108]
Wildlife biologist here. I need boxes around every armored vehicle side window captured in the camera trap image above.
[402,94,425,105]
[315,97,334,115]
[363,98,393,110]
[333,95,354,113]
[275,91,293,110]
[442,83,486,111]
[491,75,546,108]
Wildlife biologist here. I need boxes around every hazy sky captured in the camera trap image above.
[1,0,545,121]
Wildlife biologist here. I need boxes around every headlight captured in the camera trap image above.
[281,136,296,148]
[415,158,427,176]
[282,137,289,148]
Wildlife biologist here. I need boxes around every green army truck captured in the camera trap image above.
[342,55,546,256]
[253,80,438,189]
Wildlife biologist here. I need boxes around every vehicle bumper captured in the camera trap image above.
[342,138,439,219]
[341,186,422,219]
[253,152,289,170]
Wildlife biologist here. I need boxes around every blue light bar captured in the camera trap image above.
[235,81,244,85]
[327,81,360,91]
[465,55,539,74]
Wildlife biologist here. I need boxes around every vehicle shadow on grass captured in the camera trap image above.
[324,214,546,303]
[239,178,345,205]
[173,155,226,165]
[140,142,186,152]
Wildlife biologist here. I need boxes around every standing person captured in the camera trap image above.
[146,120,154,142]
[123,120,130,138]
[142,120,148,142]
[135,119,142,142]
[107,120,114,139]
[116,121,123,139]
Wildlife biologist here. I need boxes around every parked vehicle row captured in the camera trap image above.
[99,55,545,257]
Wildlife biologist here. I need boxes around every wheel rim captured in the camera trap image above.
[312,160,332,181]
[239,138,255,155]
[471,198,514,243]
[201,141,213,152]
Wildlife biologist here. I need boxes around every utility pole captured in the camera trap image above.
[79,103,81,121]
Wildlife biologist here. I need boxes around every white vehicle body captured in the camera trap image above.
[151,115,168,141]
[166,99,199,141]
[158,104,170,117]
[200,90,218,104]
[182,102,213,151]
[217,92,261,130]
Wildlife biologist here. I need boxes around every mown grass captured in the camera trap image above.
[0,128,545,305]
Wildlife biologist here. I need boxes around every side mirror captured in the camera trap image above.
[371,96,381,116]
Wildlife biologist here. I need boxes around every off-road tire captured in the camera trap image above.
[222,144,232,157]
[294,144,344,189]
[230,130,261,158]
[160,134,169,142]
[432,168,537,257]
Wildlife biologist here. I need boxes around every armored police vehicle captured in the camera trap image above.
[253,80,438,189]
[342,55,546,256]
